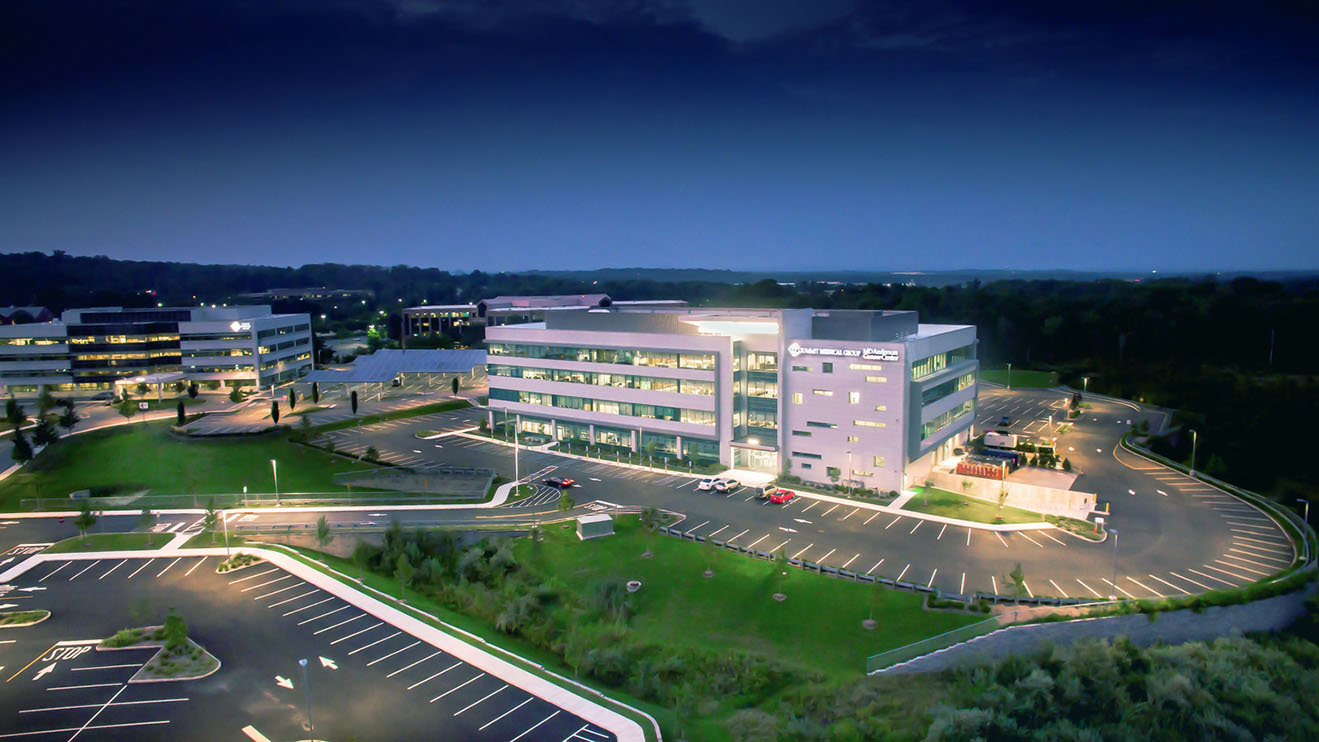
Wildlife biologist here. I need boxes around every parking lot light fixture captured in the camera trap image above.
[1189,430,1198,477]
[1083,377,1089,394]
[1006,362,1012,390]
[270,459,279,505]
[299,657,313,738]
[846,450,853,496]
[1299,499,1310,563]
[1108,528,1119,600]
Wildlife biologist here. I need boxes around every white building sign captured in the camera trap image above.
[229,321,252,332]
[787,342,899,362]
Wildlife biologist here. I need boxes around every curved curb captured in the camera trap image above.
[0,609,51,628]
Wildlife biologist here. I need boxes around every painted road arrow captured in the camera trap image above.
[319,656,337,670]
[0,559,13,567]
[275,676,293,689]
[18,587,46,592]
[33,664,55,681]
[0,603,18,610]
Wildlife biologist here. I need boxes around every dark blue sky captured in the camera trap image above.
[2,1,1316,272]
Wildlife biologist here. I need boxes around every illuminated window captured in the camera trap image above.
[848,391,860,404]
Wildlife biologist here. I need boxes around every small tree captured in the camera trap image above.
[297,414,312,442]
[173,380,186,394]
[36,386,56,416]
[287,388,297,410]
[163,609,188,653]
[315,514,333,549]
[270,401,280,425]
[202,497,219,532]
[364,446,379,462]
[228,386,243,404]
[350,390,359,416]
[311,382,320,404]
[10,430,33,464]
[352,540,372,580]
[58,406,79,434]
[32,416,59,446]
[117,399,137,421]
[1062,457,1072,472]
[1005,562,1027,604]
[449,376,459,396]
[73,502,97,541]
[394,552,415,600]
[5,396,27,428]
[557,491,575,511]
[176,400,186,426]
[138,507,156,545]
[187,381,199,399]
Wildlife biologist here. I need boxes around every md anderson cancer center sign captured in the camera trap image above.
[787,342,900,362]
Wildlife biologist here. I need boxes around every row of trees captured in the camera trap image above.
[8,393,78,464]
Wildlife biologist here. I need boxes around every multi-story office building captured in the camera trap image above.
[0,306,313,394]
[485,307,977,493]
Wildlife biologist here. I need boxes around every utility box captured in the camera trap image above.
[576,513,614,541]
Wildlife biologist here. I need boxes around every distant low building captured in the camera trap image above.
[236,287,374,302]
[0,306,54,325]
[402,294,687,345]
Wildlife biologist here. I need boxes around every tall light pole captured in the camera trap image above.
[1082,377,1089,394]
[1006,362,1012,390]
[270,459,279,506]
[1299,498,1310,563]
[222,508,230,558]
[1108,528,1119,600]
[845,450,853,496]
[1189,429,1198,477]
[298,658,313,738]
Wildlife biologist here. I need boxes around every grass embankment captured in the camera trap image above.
[310,399,471,434]
[293,516,982,740]
[0,420,375,510]
[181,532,248,550]
[903,486,1046,525]
[0,610,50,627]
[980,367,1059,388]
[44,532,162,553]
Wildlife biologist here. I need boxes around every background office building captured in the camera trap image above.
[0,306,313,394]
[485,307,977,493]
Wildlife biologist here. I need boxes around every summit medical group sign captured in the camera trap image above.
[787,342,900,362]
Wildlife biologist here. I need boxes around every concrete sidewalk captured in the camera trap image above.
[0,544,655,742]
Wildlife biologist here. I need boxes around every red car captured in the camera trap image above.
[767,489,795,504]
[544,477,576,488]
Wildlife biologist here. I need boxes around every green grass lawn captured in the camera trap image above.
[0,421,377,510]
[0,610,50,626]
[903,486,1046,525]
[524,518,981,681]
[44,532,163,553]
[181,532,248,549]
[979,367,1059,388]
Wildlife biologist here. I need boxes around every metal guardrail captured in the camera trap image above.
[864,615,1006,673]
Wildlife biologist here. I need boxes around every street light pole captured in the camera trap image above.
[270,459,279,506]
[298,657,313,738]
[1299,499,1310,563]
[514,414,521,486]
[222,509,230,558]
[846,450,853,496]
[1108,528,1119,600]
[1189,430,1198,477]
[1083,377,1089,394]
[1006,362,1012,390]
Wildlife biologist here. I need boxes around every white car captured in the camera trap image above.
[714,478,741,493]
[696,477,719,491]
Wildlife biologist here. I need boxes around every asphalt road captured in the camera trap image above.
[0,555,615,742]
[275,392,1296,601]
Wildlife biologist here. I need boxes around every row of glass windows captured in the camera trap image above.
[0,355,70,363]
[258,336,310,355]
[490,388,716,426]
[488,364,715,396]
[184,332,251,342]
[922,399,975,439]
[183,348,252,359]
[68,334,179,345]
[745,379,777,398]
[71,350,180,362]
[0,370,71,378]
[488,343,717,370]
[257,324,311,339]
[185,363,255,373]
[0,337,64,346]
[921,372,976,406]
[911,344,975,381]
[259,352,312,371]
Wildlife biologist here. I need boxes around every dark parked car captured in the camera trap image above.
[544,477,576,488]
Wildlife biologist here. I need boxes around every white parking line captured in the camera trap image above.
[936,524,947,540]
[896,564,910,582]
[229,567,277,584]
[254,584,303,601]
[241,575,294,593]
[1167,570,1212,590]
[1187,568,1237,587]
[821,504,839,517]
[68,561,99,581]
[1126,576,1162,597]
[1200,563,1253,581]
[1018,533,1043,548]
[683,520,709,535]
[126,560,154,579]
[296,605,350,626]
[863,512,880,525]
[1048,578,1065,596]
[97,560,127,580]
[367,641,420,666]
[1215,558,1269,576]
[790,544,814,560]
[155,558,182,578]
[0,721,170,738]
[429,672,485,702]
[767,539,791,554]
[508,710,560,742]
[330,622,384,645]
[69,664,143,673]
[746,534,769,550]
[707,525,729,538]
[46,683,121,691]
[454,684,507,716]
[1038,531,1066,546]
[966,529,972,546]
[726,529,749,543]
[479,697,532,731]
[927,569,938,588]
[19,697,185,713]
[1145,574,1190,595]
[816,548,836,565]
[386,650,442,677]
[269,589,318,608]
[406,661,462,689]
[1101,578,1134,598]
[1228,548,1288,565]
[841,508,859,521]
[960,572,966,593]
[866,559,884,575]
[840,554,859,571]
[885,517,901,529]
[994,532,1008,548]
[909,521,922,535]
[183,558,208,577]
[38,563,69,582]
[348,631,401,655]
[1074,578,1101,598]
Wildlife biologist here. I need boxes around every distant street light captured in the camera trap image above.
[1299,499,1310,563]
[1108,528,1120,600]
[1189,430,1198,477]
[1006,362,1012,390]
[298,658,314,738]
[1082,377,1089,394]
[846,450,853,496]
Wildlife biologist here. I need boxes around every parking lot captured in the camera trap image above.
[309,389,1295,600]
[0,554,619,741]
